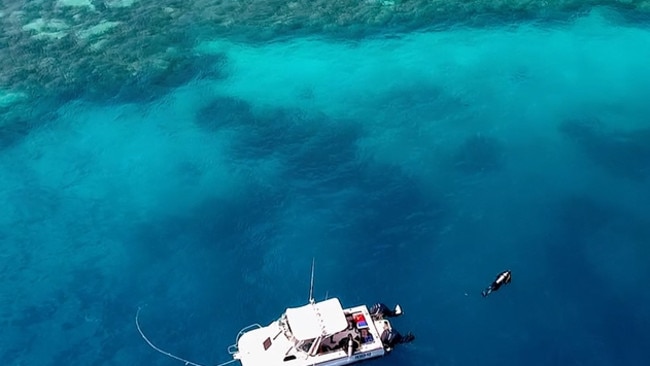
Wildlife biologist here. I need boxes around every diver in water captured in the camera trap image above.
[482,270,512,297]
[369,303,402,319]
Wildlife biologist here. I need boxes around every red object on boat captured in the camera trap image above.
[354,313,368,328]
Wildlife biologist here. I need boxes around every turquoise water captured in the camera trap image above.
[2,6,650,366]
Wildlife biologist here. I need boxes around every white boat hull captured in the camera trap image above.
[230,300,395,366]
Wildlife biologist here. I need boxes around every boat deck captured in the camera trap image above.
[316,305,387,355]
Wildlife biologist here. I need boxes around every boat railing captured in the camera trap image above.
[227,323,263,354]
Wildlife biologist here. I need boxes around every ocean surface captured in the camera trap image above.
[2,3,650,366]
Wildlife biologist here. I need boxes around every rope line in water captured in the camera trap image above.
[135,306,237,366]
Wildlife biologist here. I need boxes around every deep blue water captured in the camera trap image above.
[2,6,650,366]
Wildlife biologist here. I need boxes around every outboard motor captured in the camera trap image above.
[380,329,415,351]
[380,329,399,348]
[370,303,402,319]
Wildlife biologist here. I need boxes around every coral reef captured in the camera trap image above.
[1,0,649,107]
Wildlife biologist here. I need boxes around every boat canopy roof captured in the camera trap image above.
[285,298,348,341]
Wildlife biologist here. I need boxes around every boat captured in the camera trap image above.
[228,297,412,366]
[227,261,414,366]
[135,261,413,366]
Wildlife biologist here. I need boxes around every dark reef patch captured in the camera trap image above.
[195,100,366,188]
[451,133,505,174]
[560,118,650,181]
[0,117,36,151]
[196,96,256,131]
[279,115,364,186]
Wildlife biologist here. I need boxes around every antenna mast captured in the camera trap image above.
[309,258,315,304]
